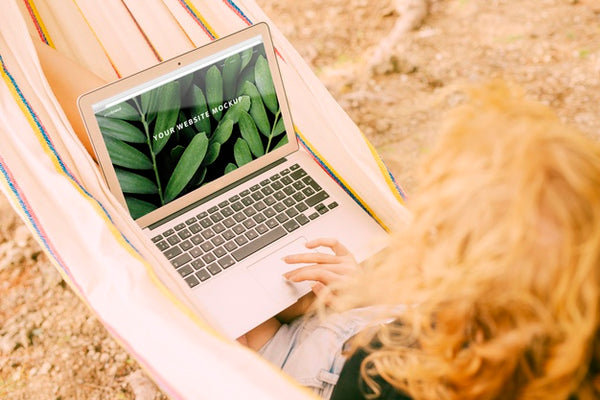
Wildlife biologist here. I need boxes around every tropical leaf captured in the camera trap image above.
[163,132,209,203]
[206,65,223,121]
[191,167,207,187]
[97,116,146,143]
[273,134,289,150]
[176,111,197,143]
[141,91,158,123]
[211,119,234,146]
[240,81,270,137]
[224,163,237,174]
[115,168,158,194]
[190,85,211,135]
[202,142,220,166]
[236,66,255,96]
[151,81,181,155]
[271,115,286,137]
[222,54,241,100]
[126,196,158,219]
[238,111,264,158]
[222,95,250,124]
[233,138,252,167]
[170,145,185,163]
[254,55,278,114]
[178,73,194,98]
[104,101,140,121]
[240,48,254,71]
[105,136,153,170]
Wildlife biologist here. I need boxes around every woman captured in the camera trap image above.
[36,41,600,399]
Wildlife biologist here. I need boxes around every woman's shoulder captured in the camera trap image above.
[331,346,413,400]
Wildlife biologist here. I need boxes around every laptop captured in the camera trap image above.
[78,23,388,339]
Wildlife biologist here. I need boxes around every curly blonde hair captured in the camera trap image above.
[335,82,600,400]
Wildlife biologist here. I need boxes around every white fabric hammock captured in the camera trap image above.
[0,0,409,398]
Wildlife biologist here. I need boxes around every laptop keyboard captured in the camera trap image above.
[150,164,339,289]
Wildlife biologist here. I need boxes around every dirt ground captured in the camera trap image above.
[1,0,599,398]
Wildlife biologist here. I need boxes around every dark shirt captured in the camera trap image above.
[330,347,412,400]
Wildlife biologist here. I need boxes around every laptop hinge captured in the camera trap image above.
[147,157,287,230]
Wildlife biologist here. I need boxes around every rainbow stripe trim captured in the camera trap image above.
[22,0,54,47]
[177,0,217,40]
[223,0,252,26]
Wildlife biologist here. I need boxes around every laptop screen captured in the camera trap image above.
[91,35,288,220]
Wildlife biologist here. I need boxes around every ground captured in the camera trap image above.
[1,0,599,398]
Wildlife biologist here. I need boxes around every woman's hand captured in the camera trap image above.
[282,238,359,301]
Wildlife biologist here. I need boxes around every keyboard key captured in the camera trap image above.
[276,213,289,223]
[163,229,175,237]
[240,189,251,196]
[286,208,299,218]
[208,206,219,213]
[254,200,266,211]
[180,240,193,251]
[233,212,246,223]
[296,203,308,212]
[235,236,249,246]
[309,212,319,220]
[264,196,276,206]
[271,181,283,190]
[306,191,330,207]
[245,230,259,240]
[185,275,200,288]
[243,207,257,217]
[293,181,305,190]
[253,214,266,224]
[260,179,271,186]
[274,191,286,201]
[191,259,205,270]
[212,235,225,246]
[167,235,181,245]
[185,217,197,225]
[256,224,269,235]
[261,186,274,196]
[171,253,192,268]
[290,164,300,170]
[196,211,208,219]
[190,248,203,258]
[206,263,222,275]
[223,217,235,228]
[283,219,300,233]
[243,219,257,229]
[200,242,214,252]
[280,168,290,175]
[214,246,227,258]
[218,200,229,208]
[250,184,261,191]
[233,224,245,235]
[231,201,243,211]
[189,223,201,234]
[241,197,253,206]
[210,212,224,222]
[224,241,238,252]
[218,255,235,269]
[317,204,329,215]
[163,246,182,259]
[283,198,295,208]
[303,176,322,191]
[283,187,295,196]
[156,241,169,251]
[303,187,316,197]
[229,194,240,202]
[290,169,307,180]
[201,229,215,240]
[273,203,286,213]
[174,223,186,231]
[199,218,213,228]
[191,234,204,245]
[178,229,192,240]
[223,230,235,240]
[221,207,234,217]
[213,223,225,234]
[151,235,163,243]
[232,227,286,262]
[295,214,310,226]
[202,253,217,264]
[266,218,279,229]
[293,192,306,202]
[196,269,211,281]
[177,264,194,277]
[264,208,276,218]
[328,202,339,209]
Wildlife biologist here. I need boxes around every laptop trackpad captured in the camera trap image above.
[247,237,313,303]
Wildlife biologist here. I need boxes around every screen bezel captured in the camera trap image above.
[78,23,298,228]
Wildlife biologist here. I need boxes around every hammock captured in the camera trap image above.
[0,0,409,398]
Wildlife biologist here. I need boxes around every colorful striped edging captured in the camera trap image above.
[0,156,184,400]
[22,0,54,47]
[224,0,252,26]
[178,0,217,40]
